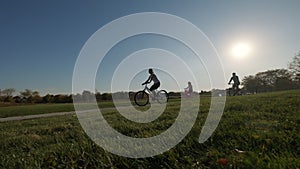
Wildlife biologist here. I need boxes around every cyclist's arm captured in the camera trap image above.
[228,77,233,84]
[142,75,152,84]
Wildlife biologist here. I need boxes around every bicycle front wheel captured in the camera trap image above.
[157,90,168,104]
[134,91,149,106]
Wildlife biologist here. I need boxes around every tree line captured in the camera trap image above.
[242,52,300,93]
[0,89,116,104]
[0,52,299,104]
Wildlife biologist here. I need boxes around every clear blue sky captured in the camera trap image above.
[1,0,300,95]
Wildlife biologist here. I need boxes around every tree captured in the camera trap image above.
[101,93,112,100]
[13,96,22,103]
[20,89,33,98]
[1,88,15,97]
[32,91,42,103]
[288,52,300,86]
[288,52,300,76]
[242,75,260,93]
[43,94,54,103]
[242,69,294,93]
[19,89,42,103]
[95,92,101,102]
[82,90,94,102]
[53,94,72,103]
[0,88,15,103]
[274,76,294,90]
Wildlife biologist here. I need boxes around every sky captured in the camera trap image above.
[1,0,300,95]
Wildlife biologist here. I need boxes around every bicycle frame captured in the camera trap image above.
[142,84,157,94]
[228,83,240,96]
[134,84,168,106]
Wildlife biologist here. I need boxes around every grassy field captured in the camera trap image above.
[0,102,118,118]
[0,99,181,118]
[0,90,299,168]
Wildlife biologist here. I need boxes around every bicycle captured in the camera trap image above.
[134,84,169,106]
[227,83,241,96]
[183,88,193,97]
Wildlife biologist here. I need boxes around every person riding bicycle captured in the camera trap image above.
[142,68,160,98]
[184,81,193,96]
[228,72,240,95]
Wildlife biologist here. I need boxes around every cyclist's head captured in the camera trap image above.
[188,81,191,85]
[232,72,236,76]
[148,68,153,74]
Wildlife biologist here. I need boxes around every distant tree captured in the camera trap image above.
[257,69,292,91]
[288,52,300,87]
[242,69,294,93]
[55,94,72,103]
[19,89,42,103]
[242,75,260,93]
[95,92,101,102]
[3,96,14,102]
[43,94,54,103]
[112,91,129,100]
[128,92,135,100]
[82,90,94,102]
[13,96,22,103]
[101,93,112,100]
[0,88,16,103]
[1,88,15,97]
[32,91,42,103]
[274,76,294,90]
[72,93,82,102]
[20,89,33,98]
[288,52,300,76]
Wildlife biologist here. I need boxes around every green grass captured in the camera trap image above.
[0,104,75,118]
[0,102,118,118]
[0,90,299,168]
[0,98,182,118]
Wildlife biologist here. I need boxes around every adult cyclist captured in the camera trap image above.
[228,72,240,96]
[142,68,160,98]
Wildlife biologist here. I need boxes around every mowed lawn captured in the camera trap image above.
[0,90,299,168]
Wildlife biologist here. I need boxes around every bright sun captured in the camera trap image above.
[231,42,251,59]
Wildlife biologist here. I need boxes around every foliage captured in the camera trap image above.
[1,88,15,97]
[288,51,300,76]
[242,69,299,93]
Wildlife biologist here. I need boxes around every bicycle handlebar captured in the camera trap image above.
[142,82,150,86]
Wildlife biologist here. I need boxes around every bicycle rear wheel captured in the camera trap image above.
[134,91,149,106]
[156,90,168,104]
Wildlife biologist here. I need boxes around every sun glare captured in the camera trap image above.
[231,42,251,59]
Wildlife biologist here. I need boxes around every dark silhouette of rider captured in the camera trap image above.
[142,69,160,96]
[228,72,240,95]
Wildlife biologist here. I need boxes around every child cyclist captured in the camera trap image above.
[142,68,160,98]
[184,81,193,96]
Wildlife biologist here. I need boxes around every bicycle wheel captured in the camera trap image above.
[156,90,168,104]
[134,91,149,106]
[227,88,233,96]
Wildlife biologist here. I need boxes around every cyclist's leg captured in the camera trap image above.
[188,88,193,96]
[233,84,237,96]
[236,85,241,95]
[150,82,160,98]
[150,82,160,92]
[229,85,234,96]
[234,84,240,95]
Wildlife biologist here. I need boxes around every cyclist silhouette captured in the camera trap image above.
[228,72,240,96]
[142,69,160,97]
[184,81,193,96]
